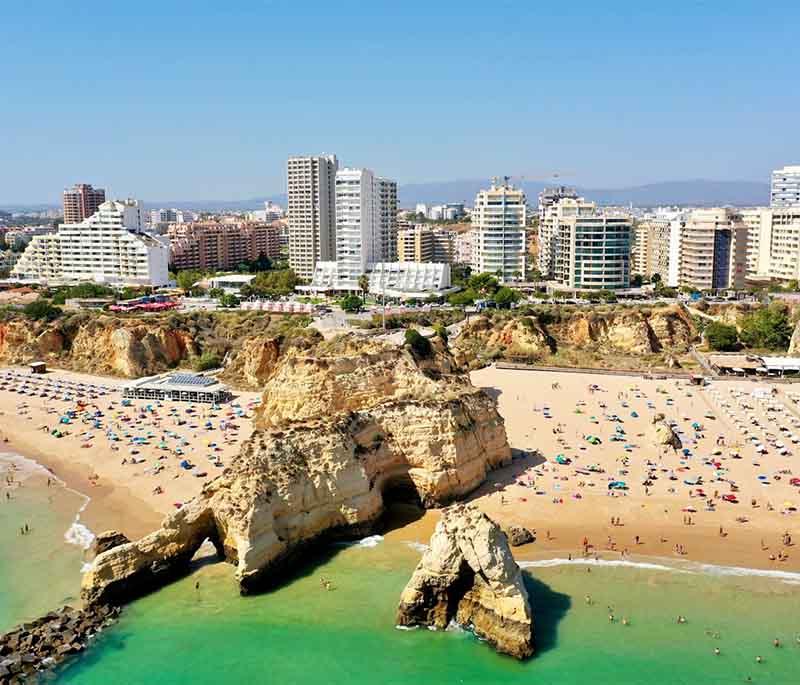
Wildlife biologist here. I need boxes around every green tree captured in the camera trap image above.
[631,274,643,288]
[467,273,500,295]
[208,287,224,299]
[494,286,521,307]
[650,273,662,285]
[739,303,793,350]
[23,299,62,322]
[176,269,205,294]
[358,273,370,299]
[448,289,477,306]
[404,328,432,358]
[193,351,222,371]
[340,294,363,312]
[219,293,240,308]
[705,322,739,351]
[433,323,448,343]
[249,269,299,298]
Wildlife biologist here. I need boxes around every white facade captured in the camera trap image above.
[300,260,453,299]
[287,154,338,279]
[11,200,170,286]
[471,180,526,282]
[771,165,800,208]
[537,186,578,277]
[335,167,377,287]
[740,207,773,279]
[369,261,452,298]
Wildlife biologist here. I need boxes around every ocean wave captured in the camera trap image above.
[518,558,685,573]
[518,556,800,584]
[65,521,95,550]
[394,625,418,631]
[1,451,95,553]
[404,541,429,554]
[335,534,384,549]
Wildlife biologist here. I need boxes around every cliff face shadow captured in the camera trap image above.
[467,449,547,500]
[523,574,571,655]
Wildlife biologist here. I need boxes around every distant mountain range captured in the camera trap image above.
[397,179,770,208]
[1,179,770,214]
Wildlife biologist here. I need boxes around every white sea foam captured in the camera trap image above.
[404,541,429,554]
[518,558,685,574]
[518,556,800,585]
[394,625,418,631]
[1,451,95,552]
[335,534,384,549]
[355,534,384,548]
[65,521,95,550]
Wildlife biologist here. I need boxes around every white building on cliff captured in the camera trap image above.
[11,199,170,286]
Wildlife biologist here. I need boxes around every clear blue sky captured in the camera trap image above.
[2,0,798,204]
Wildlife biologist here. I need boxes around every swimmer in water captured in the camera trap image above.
[756,656,763,664]
[714,648,720,656]
[774,638,780,648]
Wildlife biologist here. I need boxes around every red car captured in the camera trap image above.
[722,494,738,503]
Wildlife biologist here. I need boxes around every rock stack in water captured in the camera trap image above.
[81,337,512,604]
[396,503,534,659]
[0,604,120,683]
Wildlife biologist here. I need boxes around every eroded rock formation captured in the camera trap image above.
[396,503,534,659]
[81,340,512,604]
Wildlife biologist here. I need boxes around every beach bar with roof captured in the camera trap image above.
[123,372,232,404]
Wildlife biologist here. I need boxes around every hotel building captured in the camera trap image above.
[286,154,338,279]
[471,179,527,282]
[12,199,169,286]
[771,165,800,208]
[168,222,281,271]
[63,183,106,224]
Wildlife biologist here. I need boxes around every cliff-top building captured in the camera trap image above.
[12,199,170,286]
[471,179,527,283]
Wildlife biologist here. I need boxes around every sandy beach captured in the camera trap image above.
[464,367,800,572]
[2,363,799,574]
[0,366,259,540]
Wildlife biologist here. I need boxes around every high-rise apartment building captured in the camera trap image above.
[632,211,685,285]
[334,167,378,287]
[168,222,281,271]
[471,179,527,282]
[397,225,456,264]
[63,183,106,224]
[771,165,800,208]
[397,225,434,263]
[537,185,578,277]
[377,177,398,261]
[12,199,169,286]
[552,200,631,290]
[678,208,747,290]
[286,154,338,279]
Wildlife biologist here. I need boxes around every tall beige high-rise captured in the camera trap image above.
[62,183,105,224]
[287,155,338,280]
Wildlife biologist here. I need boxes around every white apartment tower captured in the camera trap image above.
[471,179,527,283]
[771,165,800,208]
[12,200,170,286]
[537,185,578,277]
[287,154,338,280]
[335,167,378,287]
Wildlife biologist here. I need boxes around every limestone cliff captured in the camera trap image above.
[454,305,696,366]
[396,503,534,659]
[81,341,512,604]
[0,311,318,384]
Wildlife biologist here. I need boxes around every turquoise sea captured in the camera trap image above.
[2,453,800,684]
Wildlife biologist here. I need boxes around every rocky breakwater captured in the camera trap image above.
[81,338,512,604]
[396,503,534,659]
[0,604,120,684]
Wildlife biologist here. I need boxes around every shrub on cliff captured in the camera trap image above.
[193,351,222,371]
[405,328,432,358]
[23,299,62,322]
[739,303,792,350]
[705,321,738,351]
